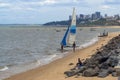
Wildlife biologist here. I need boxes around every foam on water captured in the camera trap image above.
[79,37,98,49]
[39,54,63,65]
[0,66,8,72]
[0,54,63,80]
[0,62,41,79]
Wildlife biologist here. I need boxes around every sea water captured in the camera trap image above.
[0,25,120,79]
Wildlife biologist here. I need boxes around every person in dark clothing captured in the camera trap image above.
[61,44,64,52]
[103,30,106,36]
[76,58,83,69]
[73,42,76,52]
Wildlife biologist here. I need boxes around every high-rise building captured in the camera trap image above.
[104,14,107,18]
[114,14,119,20]
[79,14,84,19]
[91,13,96,20]
[85,15,91,19]
[76,15,79,20]
[95,12,101,19]
[69,15,72,21]
[91,12,101,20]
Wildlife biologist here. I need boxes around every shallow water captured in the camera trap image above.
[0,25,120,79]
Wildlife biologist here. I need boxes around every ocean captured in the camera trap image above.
[0,25,120,79]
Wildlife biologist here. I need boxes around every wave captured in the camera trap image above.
[79,37,98,49]
[39,54,59,65]
[0,66,8,71]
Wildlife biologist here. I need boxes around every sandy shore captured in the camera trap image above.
[5,32,120,80]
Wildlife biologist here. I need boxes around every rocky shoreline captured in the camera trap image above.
[64,34,120,78]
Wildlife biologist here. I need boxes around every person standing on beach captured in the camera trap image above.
[73,42,76,52]
[61,44,63,52]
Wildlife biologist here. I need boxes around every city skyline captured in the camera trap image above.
[69,11,119,21]
[0,0,120,24]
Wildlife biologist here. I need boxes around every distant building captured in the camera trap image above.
[104,14,107,18]
[69,15,72,21]
[84,15,91,19]
[114,14,119,20]
[68,11,119,22]
[106,16,115,21]
[91,12,101,20]
[95,12,101,19]
[76,15,79,20]
[79,14,84,19]
[92,13,96,20]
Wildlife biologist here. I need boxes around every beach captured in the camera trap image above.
[4,31,120,80]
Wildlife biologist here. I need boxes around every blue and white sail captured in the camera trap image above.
[61,8,76,47]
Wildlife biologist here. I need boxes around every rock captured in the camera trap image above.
[64,35,120,78]
[109,58,118,67]
[64,68,84,77]
[115,49,120,54]
[69,63,74,66]
[112,72,117,77]
[64,71,77,77]
[108,67,115,74]
[115,68,120,76]
[82,68,98,77]
[97,70,109,78]
[98,56,109,64]
[78,66,86,73]
[118,77,120,80]
[99,62,109,69]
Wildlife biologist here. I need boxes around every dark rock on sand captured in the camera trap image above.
[83,68,99,77]
[97,69,109,78]
[115,68,120,76]
[112,72,117,77]
[69,63,74,65]
[64,34,120,78]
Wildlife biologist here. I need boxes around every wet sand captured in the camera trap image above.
[5,32,120,80]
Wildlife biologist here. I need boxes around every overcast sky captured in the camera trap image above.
[0,0,120,24]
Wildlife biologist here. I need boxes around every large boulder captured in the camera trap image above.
[64,70,78,77]
[112,72,117,77]
[115,68,120,76]
[64,67,86,77]
[64,35,120,78]
[97,69,109,78]
[82,68,99,77]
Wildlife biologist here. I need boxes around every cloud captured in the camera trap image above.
[0,2,11,7]
[22,0,57,6]
[0,1,37,11]
[101,5,111,10]
[0,0,119,24]
[21,0,86,7]
[0,0,87,12]
[104,0,120,5]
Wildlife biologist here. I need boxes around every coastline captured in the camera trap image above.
[5,32,120,80]
[80,26,120,28]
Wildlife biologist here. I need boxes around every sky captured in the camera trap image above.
[0,0,120,24]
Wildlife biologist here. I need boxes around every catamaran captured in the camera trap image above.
[61,8,77,49]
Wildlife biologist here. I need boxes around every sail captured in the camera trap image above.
[68,8,76,45]
[61,26,69,46]
[61,8,76,47]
